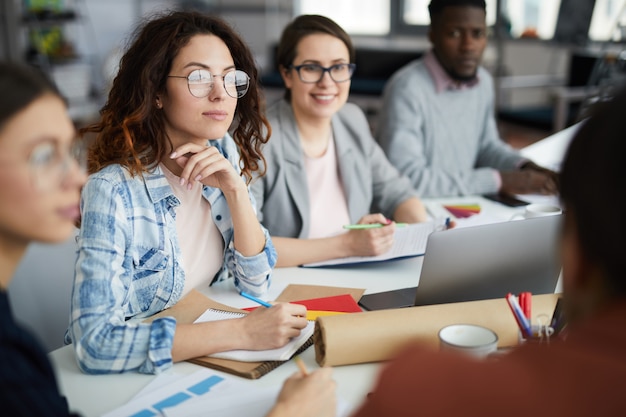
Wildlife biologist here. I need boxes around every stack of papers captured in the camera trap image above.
[302,221,443,267]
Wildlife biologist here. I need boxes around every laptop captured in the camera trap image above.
[358,215,563,311]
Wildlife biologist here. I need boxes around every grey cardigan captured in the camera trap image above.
[251,99,418,239]
[376,57,526,197]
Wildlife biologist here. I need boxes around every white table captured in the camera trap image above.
[49,257,427,417]
[48,195,530,417]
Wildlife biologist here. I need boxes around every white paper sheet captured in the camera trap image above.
[302,220,446,267]
[102,369,248,417]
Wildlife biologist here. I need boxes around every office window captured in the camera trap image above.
[402,0,497,26]
[589,0,626,41]
[501,0,561,39]
[295,0,390,35]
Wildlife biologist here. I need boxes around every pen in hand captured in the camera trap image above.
[239,290,272,308]
[240,291,310,321]
[294,356,309,376]
[343,222,408,230]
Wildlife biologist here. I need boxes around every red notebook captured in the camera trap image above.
[243,293,363,319]
[289,294,363,313]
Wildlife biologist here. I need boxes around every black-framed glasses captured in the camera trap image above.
[168,69,250,99]
[289,63,356,83]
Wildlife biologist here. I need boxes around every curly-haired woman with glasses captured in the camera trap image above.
[66,10,308,374]
[251,15,429,267]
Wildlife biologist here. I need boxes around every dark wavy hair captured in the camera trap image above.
[559,89,626,297]
[0,61,62,130]
[275,14,355,102]
[81,10,270,182]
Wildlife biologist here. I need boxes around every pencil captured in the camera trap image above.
[294,356,309,375]
[343,222,408,230]
[239,291,272,308]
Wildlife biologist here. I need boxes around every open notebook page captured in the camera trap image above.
[194,308,314,362]
[302,220,446,267]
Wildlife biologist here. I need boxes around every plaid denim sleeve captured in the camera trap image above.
[68,175,176,374]
[226,227,276,297]
[215,136,277,297]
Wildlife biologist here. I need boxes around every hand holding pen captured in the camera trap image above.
[343,213,405,230]
[343,216,453,230]
[343,221,408,230]
[238,291,308,348]
[272,359,336,417]
[340,213,398,257]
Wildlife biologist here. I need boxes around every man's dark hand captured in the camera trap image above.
[500,167,558,195]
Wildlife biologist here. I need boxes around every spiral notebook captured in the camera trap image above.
[147,286,365,379]
[193,308,315,362]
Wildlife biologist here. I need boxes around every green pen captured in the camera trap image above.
[343,222,408,230]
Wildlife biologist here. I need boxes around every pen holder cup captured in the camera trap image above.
[518,324,554,345]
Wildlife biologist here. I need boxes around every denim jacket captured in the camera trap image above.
[66,136,276,374]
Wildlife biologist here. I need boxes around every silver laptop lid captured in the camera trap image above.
[413,215,563,306]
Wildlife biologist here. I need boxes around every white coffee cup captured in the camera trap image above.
[438,324,498,358]
[510,203,562,220]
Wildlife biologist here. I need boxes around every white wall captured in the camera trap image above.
[496,39,571,109]
[73,0,173,93]
[69,0,572,109]
[8,237,78,352]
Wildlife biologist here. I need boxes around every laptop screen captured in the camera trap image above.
[358,215,563,311]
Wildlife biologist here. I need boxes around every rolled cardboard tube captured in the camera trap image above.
[314,293,559,367]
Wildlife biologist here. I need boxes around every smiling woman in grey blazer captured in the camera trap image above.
[251,15,428,267]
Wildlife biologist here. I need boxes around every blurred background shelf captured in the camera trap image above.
[2,0,101,124]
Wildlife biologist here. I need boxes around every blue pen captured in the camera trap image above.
[508,294,533,338]
[435,217,451,232]
[239,291,272,308]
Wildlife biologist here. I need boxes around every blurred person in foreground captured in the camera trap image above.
[351,90,626,416]
[0,61,85,416]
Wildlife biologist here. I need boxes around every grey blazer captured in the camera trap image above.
[251,99,418,239]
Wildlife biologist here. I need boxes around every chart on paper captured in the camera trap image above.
[102,369,247,417]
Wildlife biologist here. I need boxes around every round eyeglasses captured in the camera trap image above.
[29,138,87,191]
[289,63,356,83]
[168,69,250,99]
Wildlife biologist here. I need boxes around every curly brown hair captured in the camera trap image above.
[81,10,270,182]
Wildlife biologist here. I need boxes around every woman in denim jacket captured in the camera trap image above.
[66,11,307,374]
